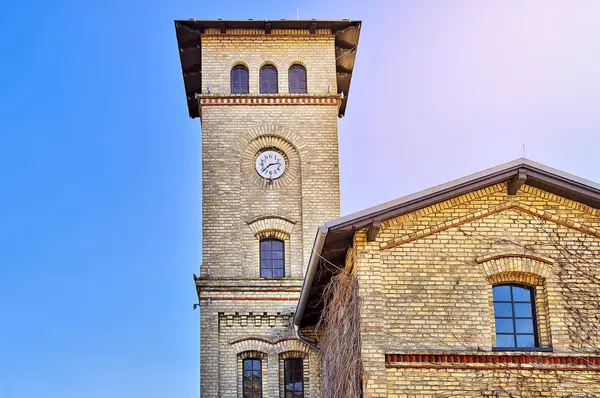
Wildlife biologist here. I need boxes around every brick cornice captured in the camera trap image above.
[198,94,340,107]
[385,353,600,372]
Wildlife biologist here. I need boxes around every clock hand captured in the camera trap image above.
[262,162,278,172]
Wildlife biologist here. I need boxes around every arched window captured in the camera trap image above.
[288,65,307,94]
[493,284,539,349]
[242,358,262,397]
[260,238,284,278]
[231,65,249,94]
[284,358,304,397]
[260,65,278,94]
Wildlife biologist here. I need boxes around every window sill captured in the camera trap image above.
[493,347,553,353]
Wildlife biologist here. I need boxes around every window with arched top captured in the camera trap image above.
[493,284,539,349]
[260,65,278,94]
[260,238,284,278]
[231,65,249,94]
[288,65,307,94]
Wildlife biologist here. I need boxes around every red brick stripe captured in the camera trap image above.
[385,353,600,372]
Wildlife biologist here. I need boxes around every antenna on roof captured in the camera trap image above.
[522,144,526,157]
[296,8,299,20]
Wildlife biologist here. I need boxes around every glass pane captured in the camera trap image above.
[261,269,272,278]
[260,250,272,260]
[272,240,284,250]
[496,334,515,348]
[261,259,272,269]
[515,318,534,333]
[516,334,535,347]
[514,303,533,317]
[272,269,284,278]
[260,240,272,250]
[294,381,303,391]
[492,285,511,301]
[495,318,514,333]
[272,249,283,259]
[512,286,532,302]
[494,303,513,317]
[244,360,252,370]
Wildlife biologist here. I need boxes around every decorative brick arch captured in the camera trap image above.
[476,251,554,281]
[236,125,306,190]
[247,216,297,240]
[230,337,310,356]
[479,254,554,350]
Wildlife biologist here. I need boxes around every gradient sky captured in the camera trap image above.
[1,1,599,397]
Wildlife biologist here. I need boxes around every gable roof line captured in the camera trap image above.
[293,158,600,328]
[327,158,600,232]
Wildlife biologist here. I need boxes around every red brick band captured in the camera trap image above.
[386,353,600,371]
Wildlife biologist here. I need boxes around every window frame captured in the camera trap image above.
[242,358,263,398]
[492,283,541,351]
[283,358,304,397]
[259,65,279,94]
[288,65,307,94]
[231,65,249,94]
[259,238,285,278]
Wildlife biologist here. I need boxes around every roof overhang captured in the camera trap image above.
[294,158,600,328]
[174,19,361,118]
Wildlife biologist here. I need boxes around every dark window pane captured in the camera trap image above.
[515,319,535,333]
[289,65,307,94]
[513,286,532,302]
[260,66,278,94]
[496,334,516,347]
[260,238,285,278]
[494,303,513,317]
[516,334,535,348]
[495,318,514,333]
[492,285,511,301]
[514,303,533,317]
[231,66,249,94]
[284,359,303,396]
[493,284,539,350]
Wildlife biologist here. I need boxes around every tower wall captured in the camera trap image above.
[197,30,342,397]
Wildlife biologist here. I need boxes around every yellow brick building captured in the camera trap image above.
[174,19,361,397]
[295,159,600,397]
[175,18,600,398]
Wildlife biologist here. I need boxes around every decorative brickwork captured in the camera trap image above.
[351,183,600,397]
[195,28,339,397]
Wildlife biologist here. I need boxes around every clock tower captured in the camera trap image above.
[174,19,361,397]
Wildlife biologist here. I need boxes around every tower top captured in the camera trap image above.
[174,19,361,118]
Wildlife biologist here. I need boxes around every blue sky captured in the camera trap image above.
[1,1,600,397]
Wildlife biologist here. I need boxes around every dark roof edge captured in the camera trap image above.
[327,158,600,232]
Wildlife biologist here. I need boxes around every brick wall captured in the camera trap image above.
[351,183,600,397]
[197,30,340,397]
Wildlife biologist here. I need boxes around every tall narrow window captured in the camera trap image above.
[231,65,249,94]
[243,358,262,398]
[260,65,278,94]
[284,358,304,397]
[493,284,538,349]
[260,238,284,278]
[288,65,307,94]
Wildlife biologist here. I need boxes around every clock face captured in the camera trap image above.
[255,149,286,180]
